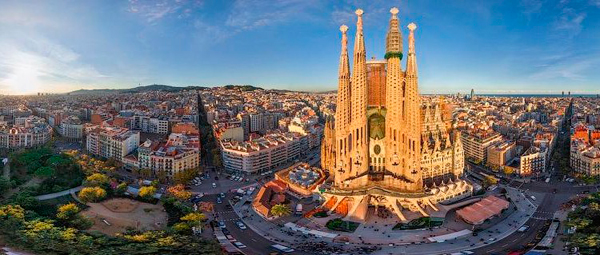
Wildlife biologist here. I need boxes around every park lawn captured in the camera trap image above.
[34,194,88,218]
[326,218,360,232]
[10,148,84,196]
[393,217,444,230]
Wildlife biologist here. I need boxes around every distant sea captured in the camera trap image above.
[480,94,599,98]
[425,94,599,98]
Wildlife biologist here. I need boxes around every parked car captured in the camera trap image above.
[216,197,222,204]
[233,242,247,249]
[218,221,226,229]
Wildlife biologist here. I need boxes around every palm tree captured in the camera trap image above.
[270,204,291,218]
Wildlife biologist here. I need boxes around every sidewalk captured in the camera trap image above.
[233,202,299,248]
[373,186,538,254]
[233,183,538,255]
[35,186,83,200]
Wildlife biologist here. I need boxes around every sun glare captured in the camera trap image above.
[4,63,42,95]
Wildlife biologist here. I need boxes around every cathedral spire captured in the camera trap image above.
[339,25,350,79]
[354,9,365,55]
[349,8,369,179]
[406,23,418,75]
[334,24,352,187]
[385,7,403,60]
[335,24,351,131]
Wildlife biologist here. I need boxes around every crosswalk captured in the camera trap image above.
[218,218,241,222]
[215,210,236,215]
[531,210,555,220]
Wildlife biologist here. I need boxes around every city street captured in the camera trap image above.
[206,193,279,255]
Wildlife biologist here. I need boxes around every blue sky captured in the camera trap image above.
[1,0,599,95]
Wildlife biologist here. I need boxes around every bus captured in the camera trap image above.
[271,244,295,253]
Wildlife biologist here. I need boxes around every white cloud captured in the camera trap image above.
[0,35,106,94]
[225,0,317,30]
[529,57,597,81]
[128,0,204,23]
[554,8,586,38]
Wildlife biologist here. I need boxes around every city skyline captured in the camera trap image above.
[1,0,600,95]
[1,4,600,254]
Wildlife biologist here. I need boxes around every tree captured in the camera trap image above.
[139,186,157,199]
[78,187,107,203]
[140,168,152,178]
[34,166,55,177]
[270,204,291,218]
[211,148,222,167]
[0,176,11,194]
[46,155,70,168]
[167,184,192,200]
[115,182,128,195]
[156,169,168,183]
[173,168,197,185]
[503,167,515,176]
[172,222,191,233]
[56,203,81,220]
[10,191,40,209]
[0,204,25,219]
[567,218,592,229]
[85,173,110,187]
[572,233,600,248]
[180,212,206,226]
[483,175,498,187]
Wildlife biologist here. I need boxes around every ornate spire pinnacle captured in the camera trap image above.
[339,25,350,76]
[408,22,417,54]
[385,7,403,59]
[406,22,418,75]
[354,9,365,54]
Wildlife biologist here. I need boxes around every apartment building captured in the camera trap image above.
[571,139,600,176]
[0,116,52,149]
[132,115,170,134]
[487,141,516,169]
[461,131,502,164]
[59,116,84,139]
[519,146,547,176]
[134,132,201,178]
[86,126,140,162]
[220,132,308,174]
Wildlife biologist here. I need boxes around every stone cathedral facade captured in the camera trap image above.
[320,8,472,222]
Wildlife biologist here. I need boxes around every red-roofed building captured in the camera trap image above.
[456,196,510,225]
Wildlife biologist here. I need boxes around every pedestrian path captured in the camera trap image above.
[35,186,83,200]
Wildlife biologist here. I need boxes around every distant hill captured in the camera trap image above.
[222,85,263,91]
[68,84,208,95]
[67,84,334,95]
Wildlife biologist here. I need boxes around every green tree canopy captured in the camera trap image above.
[56,203,81,220]
[139,186,157,199]
[78,187,107,203]
[270,204,291,218]
[34,166,55,177]
[85,173,110,187]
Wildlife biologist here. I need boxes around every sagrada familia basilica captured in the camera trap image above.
[320,8,473,222]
